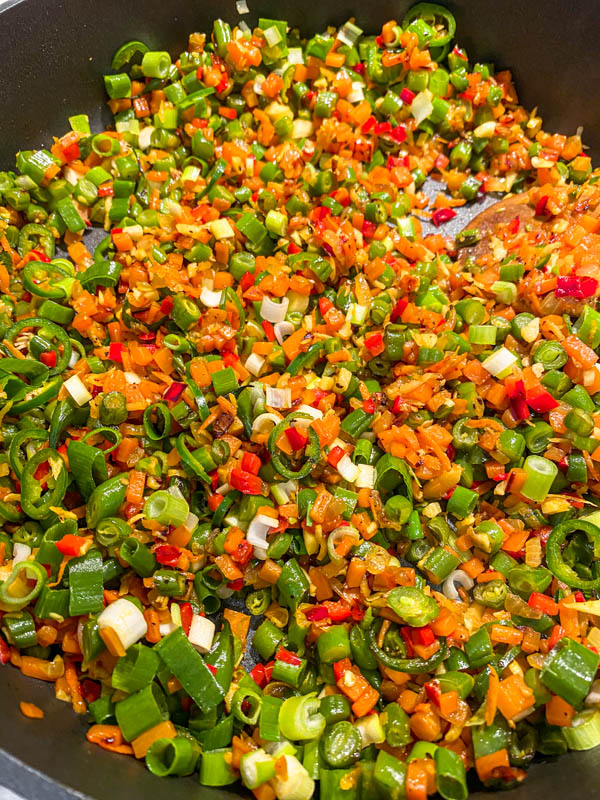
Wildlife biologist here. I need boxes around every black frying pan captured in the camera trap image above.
[0,1,599,798]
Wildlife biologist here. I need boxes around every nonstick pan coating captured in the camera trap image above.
[0,0,599,798]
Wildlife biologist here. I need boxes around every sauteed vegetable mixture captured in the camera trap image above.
[2,4,600,798]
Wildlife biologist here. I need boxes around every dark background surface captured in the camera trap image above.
[1,0,600,797]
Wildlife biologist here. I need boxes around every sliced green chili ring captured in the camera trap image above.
[0,357,49,381]
[184,366,211,422]
[199,158,227,199]
[86,475,128,529]
[10,375,62,414]
[9,428,48,478]
[6,318,72,376]
[231,685,262,725]
[176,433,214,483]
[220,286,246,336]
[0,560,47,611]
[211,439,231,466]
[368,617,447,673]
[143,402,172,441]
[112,39,150,70]
[95,517,131,548]
[546,519,600,590]
[402,3,456,46]
[17,223,55,259]
[80,426,123,454]
[67,440,109,500]
[267,413,321,480]
[22,261,73,300]
[48,399,75,449]
[20,448,68,520]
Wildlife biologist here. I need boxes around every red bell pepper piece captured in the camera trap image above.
[390,298,408,322]
[154,544,180,567]
[241,452,261,475]
[362,220,376,238]
[333,658,352,681]
[432,208,457,226]
[548,625,566,650]
[62,142,81,162]
[555,275,598,299]
[108,342,123,362]
[400,88,415,104]
[374,121,392,135]
[319,297,334,316]
[424,679,442,707]
[163,382,185,402]
[284,426,308,451]
[362,397,375,414]
[525,385,559,413]
[230,468,263,495]
[206,663,218,676]
[179,602,194,636]
[262,320,276,341]
[40,350,57,368]
[250,663,267,688]
[56,534,85,557]
[80,679,101,703]
[231,540,253,566]
[390,125,407,144]
[324,600,352,622]
[392,396,406,414]
[365,332,385,356]
[227,578,244,591]
[361,115,376,133]
[411,626,436,646]
[535,196,549,216]
[327,445,346,467]
[287,242,301,255]
[276,647,302,666]
[240,272,255,291]
[160,296,174,314]
[208,493,224,511]
[223,352,239,366]
[0,635,11,665]
[304,606,329,622]
[506,379,530,421]
[528,592,559,616]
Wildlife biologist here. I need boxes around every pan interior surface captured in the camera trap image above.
[1,1,600,799]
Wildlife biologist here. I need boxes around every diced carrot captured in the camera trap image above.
[144,608,161,643]
[398,689,420,713]
[99,626,127,658]
[475,749,510,783]
[438,690,459,717]
[406,759,429,800]
[131,721,177,759]
[87,725,134,755]
[346,558,367,588]
[126,470,146,505]
[352,685,380,717]
[20,701,44,719]
[429,607,458,637]
[258,559,282,584]
[224,608,251,646]
[214,554,243,580]
[490,625,523,646]
[545,694,576,727]
[281,327,308,361]
[460,558,485,579]
[497,674,535,721]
